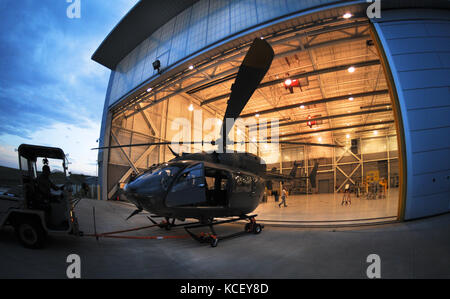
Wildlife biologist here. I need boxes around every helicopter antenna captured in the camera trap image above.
[167,145,180,158]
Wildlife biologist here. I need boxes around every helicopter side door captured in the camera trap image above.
[165,163,206,207]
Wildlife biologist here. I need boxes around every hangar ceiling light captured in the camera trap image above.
[343,13,353,19]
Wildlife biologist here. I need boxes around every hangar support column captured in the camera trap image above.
[98,71,116,201]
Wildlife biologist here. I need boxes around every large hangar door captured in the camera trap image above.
[248,15,403,225]
[371,9,450,220]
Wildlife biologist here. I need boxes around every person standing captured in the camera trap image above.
[273,189,279,202]
[278,187,288,208]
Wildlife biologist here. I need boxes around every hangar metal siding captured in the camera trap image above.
[373,9,450,219]
[107,0,340,106]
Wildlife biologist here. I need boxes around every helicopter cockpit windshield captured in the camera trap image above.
[128,164,182,193]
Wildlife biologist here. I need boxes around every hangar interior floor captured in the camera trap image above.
[254,189,399,225]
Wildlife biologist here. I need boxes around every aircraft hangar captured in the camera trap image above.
[92,0,450,225]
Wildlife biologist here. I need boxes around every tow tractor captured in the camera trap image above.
[0,144,81,249]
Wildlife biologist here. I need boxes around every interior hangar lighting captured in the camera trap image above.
[343,12,353,19]
[284,78,301,94]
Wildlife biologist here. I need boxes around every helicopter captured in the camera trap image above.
[95,38,340,246]
[265,160,318,191]
[266,161,319,194]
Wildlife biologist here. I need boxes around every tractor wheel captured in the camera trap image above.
[15,219,46,249]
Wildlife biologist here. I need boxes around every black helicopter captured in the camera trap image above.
[266,161,319,194]
[266,160,318,191]
[95,38,339,246]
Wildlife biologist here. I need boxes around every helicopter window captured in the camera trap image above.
[205,177,215,190]
[203,168,229,207]
[171,164,205,193]
[134,165,181,183]
[220,179,228,191]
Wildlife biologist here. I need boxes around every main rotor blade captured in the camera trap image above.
[237,141,341,148]
[92,140,341,150]
[277,141,342,148]
[220,38,274,144]
[92,141,206,150]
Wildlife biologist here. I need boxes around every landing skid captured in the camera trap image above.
[184,215,263,247]
[147,216,202,231]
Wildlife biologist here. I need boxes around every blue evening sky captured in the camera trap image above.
[0,0,138,175]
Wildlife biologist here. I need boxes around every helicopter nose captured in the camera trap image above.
[123,182,133,193]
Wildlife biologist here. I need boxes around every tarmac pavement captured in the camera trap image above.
[0,198,449,279]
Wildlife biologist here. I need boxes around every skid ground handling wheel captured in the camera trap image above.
[88,215,263,248]
[184,215,264,247]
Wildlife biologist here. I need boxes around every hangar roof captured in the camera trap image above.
[92,0,199,69]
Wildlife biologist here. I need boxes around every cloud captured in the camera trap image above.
[0,118,100,176]
[0,144,20,169]
[0,0,138,174]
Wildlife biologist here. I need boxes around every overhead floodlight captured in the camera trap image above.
[346,134,350,139]
[188,104,194,111]
[348,66,356,73]
[349,97,354,101]
[300,105,305,109]
[189,65,194,70]
[146,87,153,93]
[285,79,292,86]
[343,13,352,19]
